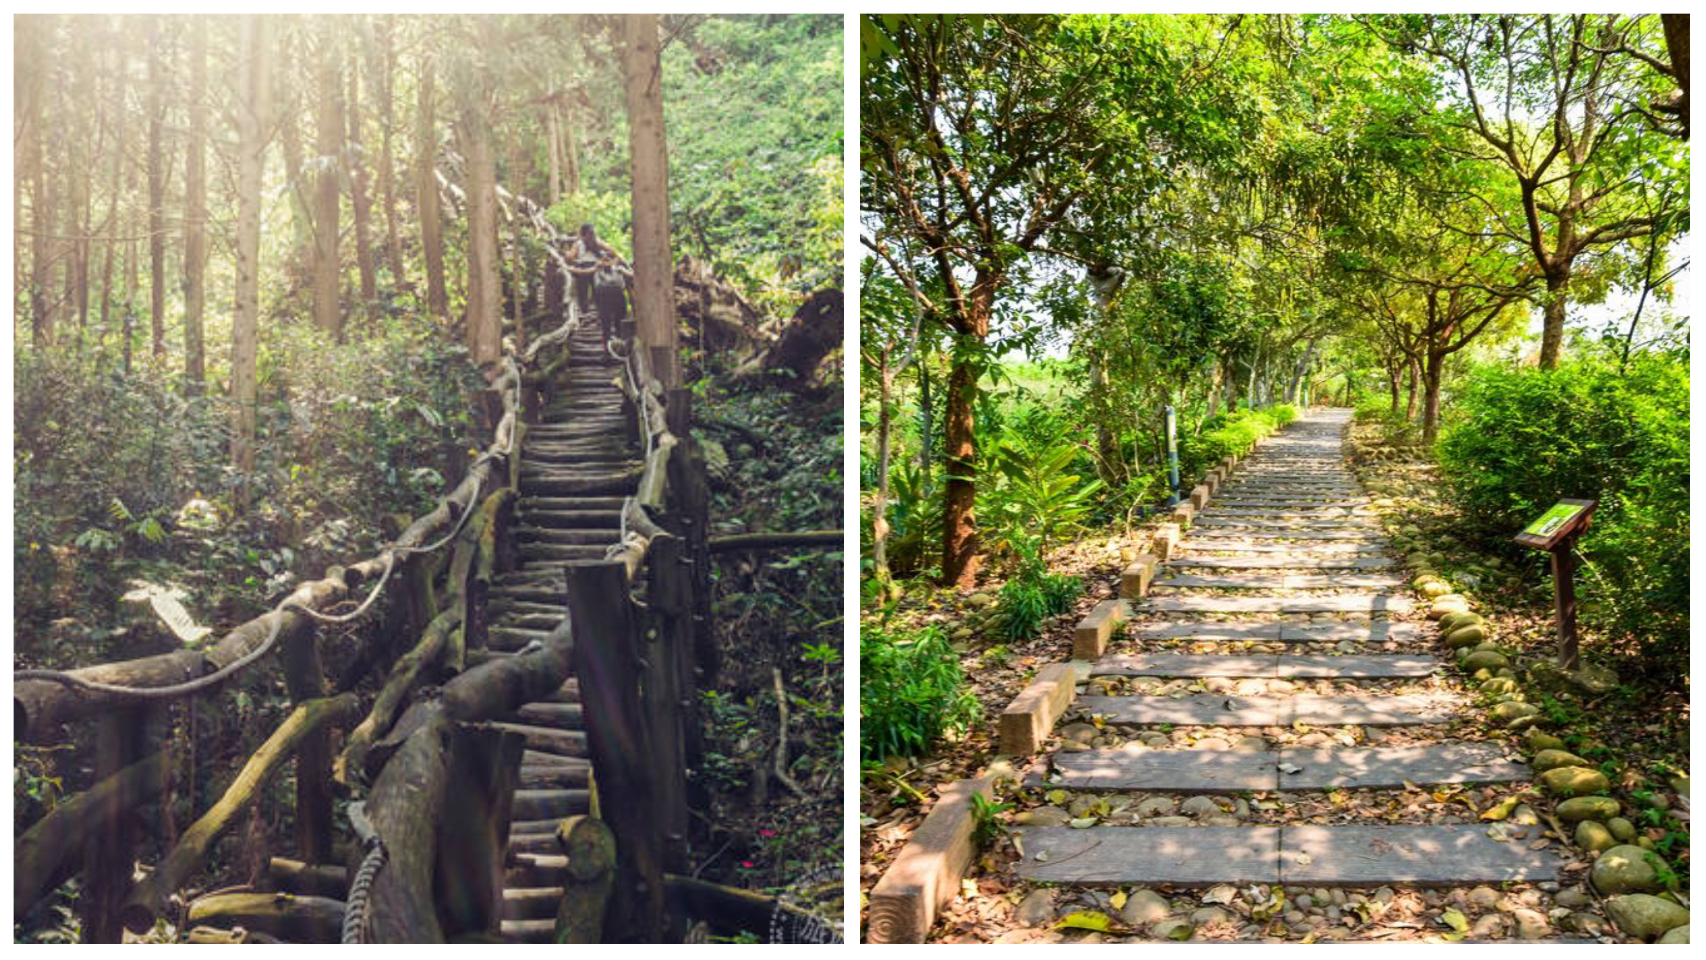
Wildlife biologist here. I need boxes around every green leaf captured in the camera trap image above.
[1055,910,1122,933]
[1441,908,1469,933]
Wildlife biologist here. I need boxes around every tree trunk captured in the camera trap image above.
[313,23,344,340]
[375,16,407,292]
[545,99,563,206]
[182,15,208,395]
[1403,355,1419,420]
[1662,14,1689,139]
[417,55,449,322]
[24,16,53,346]
[916,357,933,482]
[232,17,271,485]
[278,65,313,292]
[872,350,894,590]
[1386,360,1401,416]
[1421,351,1445,445]
[622,14,678,387]
[147,20,167,359]
[562,102,582,194]
[1538,269,1569,370]
[348,57,378,322]
[940,314,985,591]
[459,48,502,373]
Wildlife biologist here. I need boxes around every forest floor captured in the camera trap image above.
[681,356,845,935]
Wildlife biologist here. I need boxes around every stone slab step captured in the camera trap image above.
[1194,519,1381,531]
[1178,542,1387,554]
[1016,824,1560,885]
[1167,556,1395,570]
[1017,826,1280,884]
[1130,621,1418,643]
[1184,531,1389,543]
[1090,654,1439,678]
[1042,742,1523,792]
[1281,824,1562,885]
[1139,594,1412,614]
[1076,694,1459,726]
[1153,574,1403,590]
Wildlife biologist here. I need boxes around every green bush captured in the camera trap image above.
[860,622,982,760]
[1436,349,1688,679]
[1179,403,1295,481]
[991,542,1082,640]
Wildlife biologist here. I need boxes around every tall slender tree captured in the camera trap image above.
[232,17,273,485]
[416,52,449,322]
[181,15,208,395]
[312,20,344,339]
[622,14,677,386]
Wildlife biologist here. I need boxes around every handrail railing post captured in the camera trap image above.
[644,535,693,875]
[565,559,665,941]
[82,704,151,942]
[280,621,333,863]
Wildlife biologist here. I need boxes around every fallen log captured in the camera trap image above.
[185,891,344,943]
[120,694,360,933]
[266,857,348,900]
[14,751,167,916]
[663,874,833,942]
[708,530,844,553]
[441,618,574,723]
[337,606,460,784]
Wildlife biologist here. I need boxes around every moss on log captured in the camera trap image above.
[337,607,460,784]
[185,891,344,943]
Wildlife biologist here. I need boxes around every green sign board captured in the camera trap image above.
[1523,502,1588,539]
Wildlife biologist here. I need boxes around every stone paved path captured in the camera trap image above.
[1020,408,1558,903]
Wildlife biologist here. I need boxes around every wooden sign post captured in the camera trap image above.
[1514,498,1596,671]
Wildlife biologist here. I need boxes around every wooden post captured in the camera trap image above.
[644,535,693,874]
[677,440,719,687]
[82,706,150,942]
[1514,499,1595,674]
[565,560,665,941]
[280,621,333,863]
[434,724,524,938]
[1551,539,1580,672]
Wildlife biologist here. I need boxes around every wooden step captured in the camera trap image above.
[500,918,556,943]
[502,886,565,922]
[1090,654,1439,678]
[510,788,591,821]
[492,723,589,757]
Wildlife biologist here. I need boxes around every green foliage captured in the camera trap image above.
[860,622,982,760]
[544,189,632,256]
[979,428,1104,559]
[663,14,842,309]
[969,792,1014,849]
[13,319,481,664]
[1436,349,1688,679]
[991,543,1082,641]
[1179,404,1297,482]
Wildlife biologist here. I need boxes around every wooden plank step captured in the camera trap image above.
[493,723,589,757]
[519,510,621,528]
[519,764,591,789]
[500,918,556,942]
[1017,826,1280,884]
[1140,594,1412,614]
[518,543,617,562]
[517,496,627,511]
[515,527,622,545]
[1281,824,1562,885]
[502,886,566,921]
[505,853,570,888]
[506,833,565,857]
[1076,694,1458,726]
[513,702,583,727]
[511,789,591,821]
[519,471,641,496]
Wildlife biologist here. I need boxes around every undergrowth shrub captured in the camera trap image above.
[860,621,981,760]
[991,541,1082,640]
[1179,403,1297,480]
[1435,349,1688,683]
